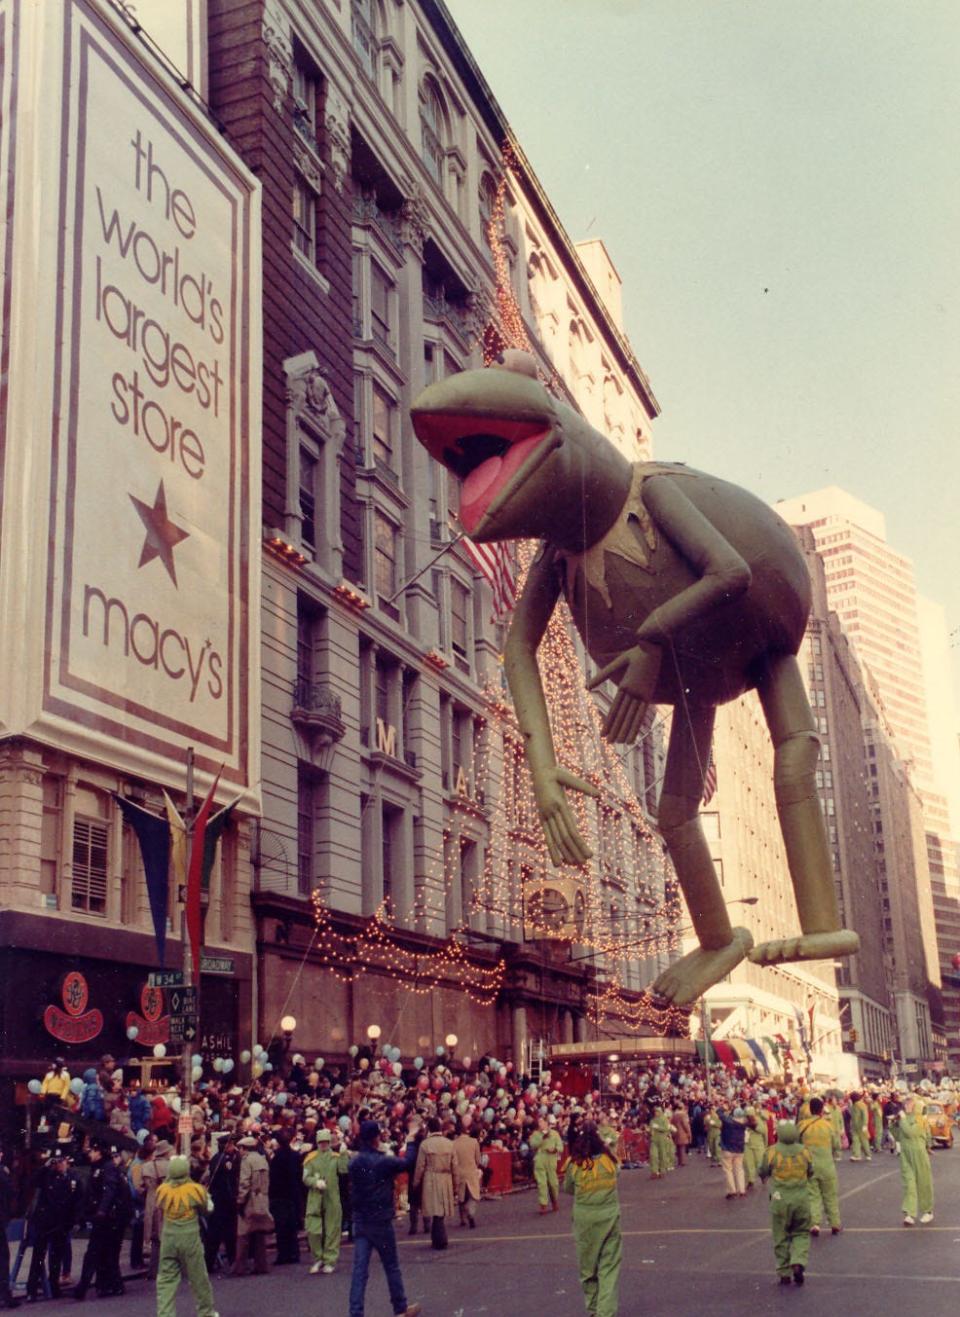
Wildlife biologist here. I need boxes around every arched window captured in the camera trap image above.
[420,78,447,185]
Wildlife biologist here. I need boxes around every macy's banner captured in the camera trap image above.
[0,0,260,801]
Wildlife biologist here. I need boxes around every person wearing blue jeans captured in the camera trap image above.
[348,1120,421,1317]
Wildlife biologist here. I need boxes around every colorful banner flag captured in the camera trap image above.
[114,796,169,966]
[201,797,241,890]
[186,770,222,978]
[163,792,187,888]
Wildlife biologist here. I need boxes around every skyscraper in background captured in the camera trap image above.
[777,488,960,1070]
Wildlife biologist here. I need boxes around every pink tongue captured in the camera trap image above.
[462,455,503,509]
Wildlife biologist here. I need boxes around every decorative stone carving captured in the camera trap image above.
[262,12,293,114]
[324,83,351,193]
[287,359,346,446]
[292,135,323,194]
[400,185,431,257]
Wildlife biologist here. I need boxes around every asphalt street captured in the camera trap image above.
[22,1146,960,1316]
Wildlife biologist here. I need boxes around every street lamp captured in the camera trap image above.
[280,1015,297,1034]
[366,1024,381,1056]
[445,1033,458,1052]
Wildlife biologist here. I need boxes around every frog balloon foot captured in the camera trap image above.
[651,927,754,1007]
[747,928,860,966]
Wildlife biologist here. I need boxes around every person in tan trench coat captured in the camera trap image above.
[413,1118,460,1250]
[233,1136,272,1275]
[452,1120,482,1229]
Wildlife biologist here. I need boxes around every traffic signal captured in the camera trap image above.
[849,1028,858,1043]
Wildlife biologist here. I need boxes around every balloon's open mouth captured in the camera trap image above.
[410,410,556,535]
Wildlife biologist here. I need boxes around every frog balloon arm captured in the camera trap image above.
[634,473,752,646]
[503,545,598,866]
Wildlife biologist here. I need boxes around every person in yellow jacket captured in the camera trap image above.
[798,1096,841,1234]
[530,1116,564,1213]
[563,1123,621,1317]
[155,1154,218,1317]
[303,1128,350,1274]
[759,1121,814,1286]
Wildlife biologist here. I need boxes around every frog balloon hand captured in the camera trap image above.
[587,644,662,744]
[533,764,598,866]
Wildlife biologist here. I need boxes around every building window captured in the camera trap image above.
[419,78,446,185]
[479,171,498,249]
[372,385,396,473]
[299,441,318,554]
[374,510,398,603]
[370,260,392,349]
[382,801,401,910]
[72,816,108,915]
[293,176,317,262]
[450,578,470,671]
[297,771,315,895]
[352,0,377,80]
[292,51,320,142]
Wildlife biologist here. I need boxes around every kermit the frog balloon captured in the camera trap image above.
[411,351,858,1006]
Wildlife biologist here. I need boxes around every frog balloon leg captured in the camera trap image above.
[411,353,859,1006]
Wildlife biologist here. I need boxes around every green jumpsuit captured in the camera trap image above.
[895,1111,933,1221]
[827,1103,844,1161]
[870,1099,884,1153]
[648,1112,674,1178]
[759,1123,813,1282]
[705,1111,721,1162]
[849,1098,871,1160]
[798,1113,840,1229]
[563,1152,621,1317]
[743,1110,766,1187]
[303,1142,349,1265]
[155,1156,217,1317]
[530,1127,564,1208]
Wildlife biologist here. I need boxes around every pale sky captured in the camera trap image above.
[445,0,960,703]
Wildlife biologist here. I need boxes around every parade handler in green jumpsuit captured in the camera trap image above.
[155,1154,218,1317]
[563,1122,622,1317]
[304,1128,350,1272]
[705,1107,722,1163]
[743,1107,766,1189]
[530,1116,564,1212]
[895,1096,934,1226]
[798,1097,841,1234]
[759,1121,814,1286]
[648,1105,675,1180]
[848,1092,872,1161]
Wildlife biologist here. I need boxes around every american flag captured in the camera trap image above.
[701,750,718,805]
[461,537,518,622]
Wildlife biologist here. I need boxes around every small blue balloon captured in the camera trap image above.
[338,1115,351,1131]
[483,1108,495,1122]
[28,1079,42,1095]
[275,1092,288,1107]
[70,1077,84,1096]
[436,1046,445,1057]
[413,1057,424,1070]
[137,1128,149,1144]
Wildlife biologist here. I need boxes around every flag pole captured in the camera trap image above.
[386,533,464,603]
[181,747,197,1156]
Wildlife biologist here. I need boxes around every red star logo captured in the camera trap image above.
[130,481,189,587]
